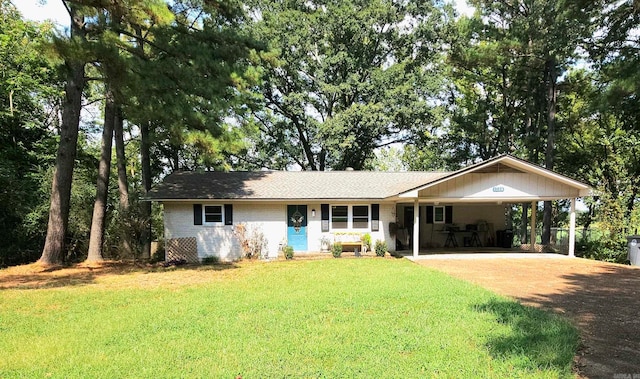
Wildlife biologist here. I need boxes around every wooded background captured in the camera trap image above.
[1,0,637,266]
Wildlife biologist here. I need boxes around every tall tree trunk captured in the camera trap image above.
[140,120,152,260]
[39,7,85,265]
[114,106,132,257]
[134,25,152,260]
[541,58,557,246]
[86,89,116,262]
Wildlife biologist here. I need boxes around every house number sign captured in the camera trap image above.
[492,186,505,192]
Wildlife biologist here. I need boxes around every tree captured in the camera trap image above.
[123,0,259,257]
[425,0,601,244]
[39,2,87,265]
[239,0,447,171]
[0,1,59,266]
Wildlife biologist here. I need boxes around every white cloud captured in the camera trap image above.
[13,0,69,27]
[454,0,475,17]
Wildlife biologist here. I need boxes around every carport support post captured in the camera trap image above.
[530,201,537,252]
[569,197,576,257]
[413,199,420,258]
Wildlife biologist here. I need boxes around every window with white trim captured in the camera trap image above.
[434,206,445,224]
[204,205,223,224]
[331,205,348,229]
[330,205,370,230]
[352,205,369,229]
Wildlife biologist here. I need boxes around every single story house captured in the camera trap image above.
[148,155,592,262]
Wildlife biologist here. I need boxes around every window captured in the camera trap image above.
[331,206,348,229]
[330,205,371,230]
[434,206,445,224]
[352,206,369,229]
[204,205,223,224]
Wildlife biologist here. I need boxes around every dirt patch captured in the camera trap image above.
[0,261,244,290]
[0,254,340,290]
[415,256,640,378]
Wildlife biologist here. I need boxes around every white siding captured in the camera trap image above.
[163,201,397,259]
[379,202,396,252]
[418,172,581,199]
[164,202,286,261]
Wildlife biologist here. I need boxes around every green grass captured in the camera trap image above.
[0,259,578,378]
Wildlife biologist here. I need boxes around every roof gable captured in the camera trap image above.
[398,155,592,199]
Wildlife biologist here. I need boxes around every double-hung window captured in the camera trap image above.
[204,205,223,224]
[331,206,348,229]
[331,205,370,230]
[433,206,445,224]
[352,206,369,229]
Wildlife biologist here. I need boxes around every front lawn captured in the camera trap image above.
[0,258,578,378]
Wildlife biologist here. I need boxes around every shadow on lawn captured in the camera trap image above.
[0,261,238,290]
[474,298,577,373]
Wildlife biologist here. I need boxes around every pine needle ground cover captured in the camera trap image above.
[0,259,578,378]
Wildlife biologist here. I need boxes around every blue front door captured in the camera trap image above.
[287,205,308,251]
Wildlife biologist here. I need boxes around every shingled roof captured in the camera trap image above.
[147,170,451,201]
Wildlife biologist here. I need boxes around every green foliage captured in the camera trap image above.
[0,2,61,266]
[0,259,578,377]
[576,237,627,264]
[283,245,294,260]
[241,0,448,170]
[331,242,342,258]
[374,239,387,257]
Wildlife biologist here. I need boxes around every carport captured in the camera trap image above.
[396,155,592,257]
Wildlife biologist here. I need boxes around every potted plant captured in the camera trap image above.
[361,233,372,254]
[320,236,331,252]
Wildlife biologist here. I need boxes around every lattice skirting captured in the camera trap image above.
[166,237,199,263]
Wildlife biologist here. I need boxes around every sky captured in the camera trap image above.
[13,0,69,26]
[14,0,475,26]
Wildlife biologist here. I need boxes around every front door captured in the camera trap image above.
[287,205,308,251]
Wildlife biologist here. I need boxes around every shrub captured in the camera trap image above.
[331,242,343,258]
[374,240,387,257]
[234,223,269,259]
[201,256,220,265]
[577,237,627,263]
[283,245,294,260]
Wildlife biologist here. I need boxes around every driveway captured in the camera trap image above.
[412,254,640,378]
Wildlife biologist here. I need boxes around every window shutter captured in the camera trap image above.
[321,204,329,232]
[224,204,233,225]
[445,205,453,224]
[193,204,203,225]
[426,206,433,224]
[371,204,380,231]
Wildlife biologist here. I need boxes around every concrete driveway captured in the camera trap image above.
[412,254,640,378]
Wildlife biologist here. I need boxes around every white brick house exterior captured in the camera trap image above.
[149,155,592,261]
